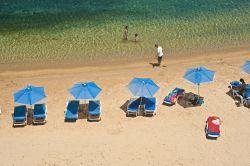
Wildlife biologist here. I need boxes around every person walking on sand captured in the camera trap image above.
[123,26,128,40]
[155,44,163,66]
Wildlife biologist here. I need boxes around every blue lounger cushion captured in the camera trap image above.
[88,100,101,115]
[34,103,46,119]
[247,84,250,91]
[207,131,220,137]
[230,81,241,86]
[13,105,27,121]
[144,97,156,111]
[65,100,79,120]
[127,98,140,112]
[246,91,250,98]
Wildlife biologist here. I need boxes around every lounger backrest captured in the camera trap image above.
[128,98,140,110]
[230,81,241,87]
[89,100,100,114]
[34,104,46,114]
[67,100,79,113]
[14,105,27,117]
[145,97,156,110]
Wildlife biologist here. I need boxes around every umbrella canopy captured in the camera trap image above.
[68,82,102,100]
[13,84,46,105]
[241,60,250,74]
[183,66,215,94]
[184,66,215,85]
[128,78,159,97]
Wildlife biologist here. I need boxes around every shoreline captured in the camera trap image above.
[1,43,250,73]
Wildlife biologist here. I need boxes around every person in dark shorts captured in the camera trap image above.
[155,44,163,66]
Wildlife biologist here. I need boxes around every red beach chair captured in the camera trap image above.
[206,116,221,138]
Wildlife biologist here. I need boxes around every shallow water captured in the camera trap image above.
[0,0,250,63]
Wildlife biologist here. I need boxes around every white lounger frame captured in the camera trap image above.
[13,111,28,127]
[126,98,139,116]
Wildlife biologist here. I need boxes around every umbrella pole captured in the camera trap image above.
[197,84,200,95]
[30,104,33,124]
[140,97,143,115]
[85,100,87,114]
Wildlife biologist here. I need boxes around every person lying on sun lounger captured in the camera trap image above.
[237,78,246,97]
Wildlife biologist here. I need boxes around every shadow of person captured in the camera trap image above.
[149,62,159,68]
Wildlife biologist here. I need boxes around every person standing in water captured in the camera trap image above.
[123,26,128,40]
[134,33,139,42]
[155,44,163,66]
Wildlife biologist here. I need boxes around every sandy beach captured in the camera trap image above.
[0,47,249,166]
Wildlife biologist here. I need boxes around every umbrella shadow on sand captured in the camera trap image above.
[120,100,129,114]
[78,103,88,119]
[120,100,139,117]
[27,108,33,125]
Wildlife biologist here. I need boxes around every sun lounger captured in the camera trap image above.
[33,103,47,124]
[127,98,140,116]
[229,81,241,97]
[64,100,79,121]
[13,105,27,127]
[206,116,221,138]
[144,97,157,116]
[88,100,101,121]
[163,88,185,105]
[229,81,250,107]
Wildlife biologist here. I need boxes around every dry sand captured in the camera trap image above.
[0,48,250,166]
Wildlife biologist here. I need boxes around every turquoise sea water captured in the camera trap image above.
[0,0,250,63]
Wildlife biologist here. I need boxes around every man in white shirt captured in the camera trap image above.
[155,44,163,66]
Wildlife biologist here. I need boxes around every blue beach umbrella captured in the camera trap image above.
[68,82,102,100]
[128,78,159,97]
[183,66,215,94]
[13,84,47,105]
[241,60,250,74]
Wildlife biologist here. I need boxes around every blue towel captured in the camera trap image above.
[207,131,220,137]
[128,98,140,111]
[88,100,101,115]
[13,105,27,121]
[230,81,241,86]
[144,97,156,111]
[65,100,79,120]
[34,103,46,119]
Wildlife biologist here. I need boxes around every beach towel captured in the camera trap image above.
[164,88,185,105]
[207,116,220,133]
